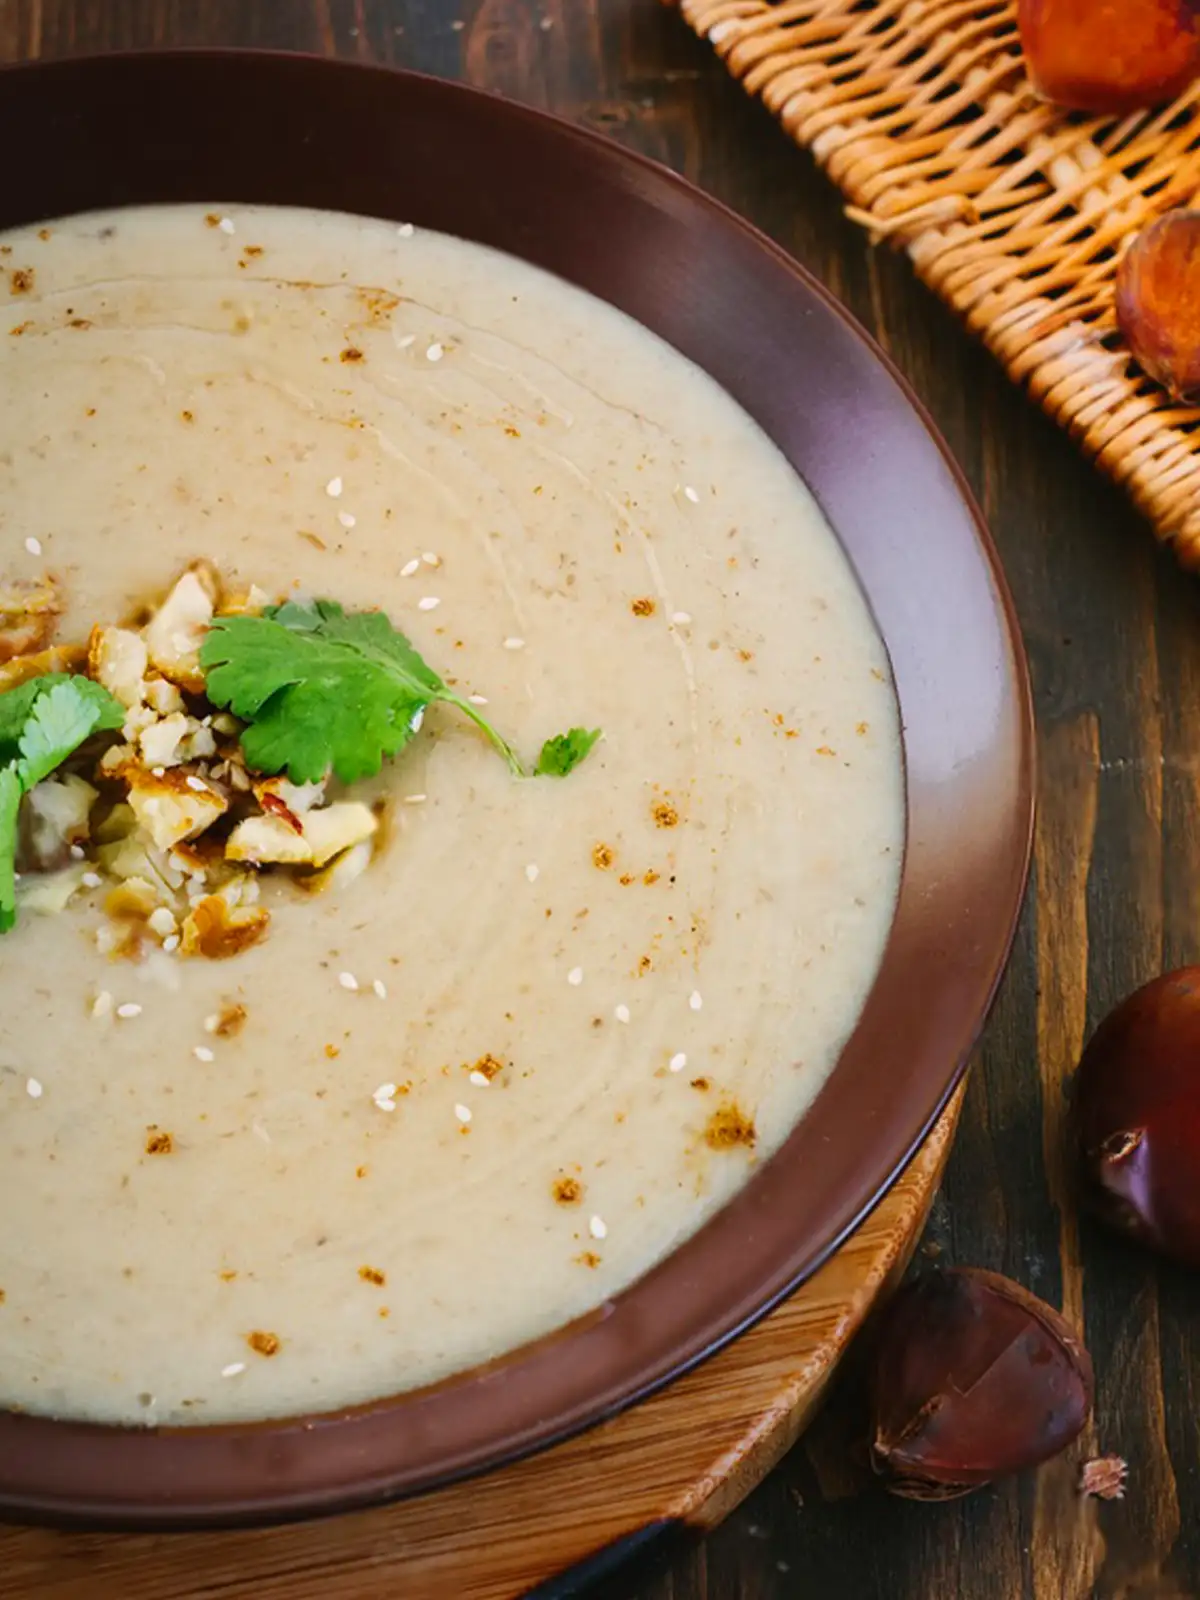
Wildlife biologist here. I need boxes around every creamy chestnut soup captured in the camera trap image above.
[0,205,903,1425]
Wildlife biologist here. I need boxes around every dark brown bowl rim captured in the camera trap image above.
[0,49,1034,1528]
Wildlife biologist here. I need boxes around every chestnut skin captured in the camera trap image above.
[1076,967,1200,1266]
[871,1269,1094,1501]
[1019,0,1200,114]
[1116,210,1200,402]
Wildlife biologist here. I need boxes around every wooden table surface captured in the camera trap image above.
[4,2,1200,1597]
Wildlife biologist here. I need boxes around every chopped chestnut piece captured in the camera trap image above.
[1019,0,1200,115]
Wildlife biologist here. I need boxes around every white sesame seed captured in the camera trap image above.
[400,557,421,577]
[469,1070,490,1088]
[26,1077,43,1099]
[398,222,415,238]
[455,1102,472,1124]
[221,1362,246,1378]
[615,1004,631,1024]
[670,1052,688,1073]
[404,793,427,804]
[396,333,416,349]
[372,979,388,999]
[567,966,584,986]
[422,551,441,567]
[162,934,180,953]
[193,1046,215,1063]
[204,1013,220,1034]
[683,485,700,503]
[69,844,85,860]
[589,1215,607,1239]
[252,1121,271,1144]
[338,972,359,992]
[24,536,42,556]
[148,907,176,936]
[417,596,440,611]
[689,990,703,1011]
[525,863,539,882]
[373,1082,398,1112]
[185,775,207,793]
[503,636,525,650]
[672,611,693,625]
[151,766,165,778]
[325,475,343,498]
[540,14,553,27]
[426,342,444,362]
[117,1003,143,1019]
[81,871,102,889]
[451,16,465,28]
[92,991,113,1019]
[338,511,356,529]
[217,216,236,235]
[468,693,489,706]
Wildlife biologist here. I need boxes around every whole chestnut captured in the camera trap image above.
[1075,967,1200,1266]
[1116,211,1200,402]
[1019,0,1200,115]
[871,1268,1093,1500]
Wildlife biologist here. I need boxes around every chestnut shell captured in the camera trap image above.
[871,1268,1094,1500]
[1076,966,1200,1266]
[1019,0,1200,115]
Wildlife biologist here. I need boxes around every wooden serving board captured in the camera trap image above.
[0,1084,961,1600]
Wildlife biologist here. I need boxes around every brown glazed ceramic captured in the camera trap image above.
[0,52,1034,1528]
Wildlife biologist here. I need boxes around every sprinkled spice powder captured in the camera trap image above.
[358,1266,386,1286]
[592,843,614,869]
[704,1101,758,1151]
[247,1331,280,1357]
[652,802,679,829]
[553,1176,583,1205]
[144,1127,173,1155]
[630,597,656,617]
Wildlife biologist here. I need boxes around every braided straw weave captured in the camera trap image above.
[674,0,1200,563]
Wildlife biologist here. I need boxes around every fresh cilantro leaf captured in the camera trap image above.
[535,727,602,777]
[0,768,21,934]
[0,674,123,935]
[201,600,524,784]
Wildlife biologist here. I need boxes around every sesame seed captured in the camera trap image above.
[338,511,356,529]
[26,1077,43,1099]
[325,476,343,498]
[540,14,553,27]
[503,637,525,650]
[372,1082,398,1112]
[92,991,113,1019]
[221,1362,246,1378]
[689,990,703,1011]
[204,1013,220,1034]
[338,972,359,992]
[589,1215,607,1239]
[426,342,444,362]
[396,333,416,349]
[117,1003,143,1019]
[24,536,42,556]
[404,793,427,804]
[525,863,539,882]
[422,552,441,567]
[151,766,165,778]
[398,222,415,238]
[69,844,85,860]
[615,1004,631,1024]
[567,966,584,986]
[185,776,207,793]
[81,871,101,888]
[417,596,441,611]
[468,693,489,706]
[372,979,388,999]
[683,485,700,503]
[400,557,421,577]
[672,611,693,625]
[670,1052,688,1073]
[217,216,236,235]
[162,935,180,953]
[455,1102,472,1124]
[469,1070,490,1088]
[193,1046,215,1063]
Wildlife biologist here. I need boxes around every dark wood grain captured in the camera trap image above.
[3,2,1199,1596]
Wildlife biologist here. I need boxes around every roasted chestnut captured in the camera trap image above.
[1075,967,1200,1266]
[871,1268,1094,1500]
[1116,210,1200,402]
[1019,0,1200,115]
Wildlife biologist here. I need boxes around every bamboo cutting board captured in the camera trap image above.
[0,1087,962,1600]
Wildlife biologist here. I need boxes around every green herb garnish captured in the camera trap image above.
[0,674,124,932]
[200,600,600,785]
[534,726,603,777]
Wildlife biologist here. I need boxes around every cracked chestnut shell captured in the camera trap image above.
[871,1268,1094,1500]
[1075,967,1200,1266]
[1019,0,1200,115]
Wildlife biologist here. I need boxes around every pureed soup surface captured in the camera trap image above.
[0,205,903,1425]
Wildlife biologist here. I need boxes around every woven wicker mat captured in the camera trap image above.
[674,0,1200,563]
